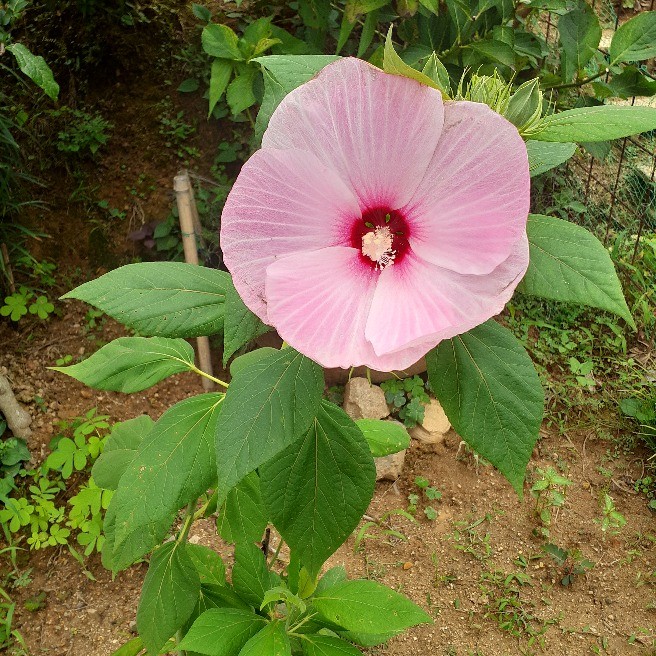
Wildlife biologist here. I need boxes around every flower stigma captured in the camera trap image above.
[361,225,396,270]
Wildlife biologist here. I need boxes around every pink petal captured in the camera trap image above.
[220,148,360,320]
[365,236,529,356]
[262,57,445,210]
[265,247,432,371]
[404,101,530,276]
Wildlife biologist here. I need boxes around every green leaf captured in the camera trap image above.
[533,105,656,143]
[209,59,233,116]
[355,419,410,457]
[226,69,257,116]
[187,544,226,585]
[239,621,291,656]
[313,580,432,634]
[255,69,286,144]
[315,566,348,595]
[260,401,375,578]
[109,637,144,656]
[345,0,388,21]
[606,67,656,99]
[232,543,280,608]
[421,53,452,98]
[202,24,243,60]
[92,415,154,490]
[62,263,230,338]
[178,78,200,92]
[136,542,200,654]
[52,337,195,393]
[215,348,323,499]
[229,348,278,378]
[526,140,577,177]
[254,55,340,93]
[6,43,59,100]
[217,472,269,544]
[468,39,516,68]
[383,28,441,90]
[426,321,544,495]
[301,635,363,656]
[178,608,266,655]
[519,214,635,327]
[195,583,253,613]
[610,11,656,64]
[558,5,601,81]
[223,277,269,365]
[107,393,223,570]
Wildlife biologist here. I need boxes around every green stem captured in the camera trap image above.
[176,500,197,655]
[544,69,608,91]
[268,539,285,569]
[189,365,229,389]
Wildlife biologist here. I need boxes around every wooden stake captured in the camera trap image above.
[174,171,215,391]
[1,243,16,294]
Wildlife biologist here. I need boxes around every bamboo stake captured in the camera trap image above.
[174,171,215,391]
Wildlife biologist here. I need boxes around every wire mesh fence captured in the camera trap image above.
[539,3,656,268]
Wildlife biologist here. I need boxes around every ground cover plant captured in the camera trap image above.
[1,1,656,655]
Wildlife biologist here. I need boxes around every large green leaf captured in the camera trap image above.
[217,472,268,544]
[519,214,635,327]
[187,544,226,586]
[526,140,577,177]
[260,401,376,578]
[226,69,257,115]
[232,543,281,608]
[301,635,362,656]
[6,43,59,100]
[239,621,291,656]
[610,11,656,64]
[92,415,154,490]
[383,28,442,90]
[62,263,230,338]
[136,541,200,654]
[355,419,410,457]
[178,608,266,656]
[107,393,223,570]
[312,580,432,634]
[468,39,516,68]
[209,59,233,116]
[426,321,544,495]
[254,55,340,92]
[52,337,195,393]
[605,67,656,99]
[215,348,323,498]
[533,106,656,143]
[558,5,601,81]
[223,277,269,365]
[255,69,287,143]
[202,24,243,60]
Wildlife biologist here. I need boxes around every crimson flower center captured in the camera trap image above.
[350,207,411,270]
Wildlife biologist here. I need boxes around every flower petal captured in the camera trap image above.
[405,101,530,275]
[365,235,529,356]
[220,148,360,320]
[265,247,431,371]
[262,57,445,210]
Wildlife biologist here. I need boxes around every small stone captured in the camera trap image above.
[343,378,389,420]
[374,450,406,481]
[80,389,93,399]
[409,399,450,444]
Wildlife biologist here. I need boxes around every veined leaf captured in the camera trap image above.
[610,11,656,64]
[215,347,323,499]
[62,262,230,338]
[519,214,635,327]
[52,336,195,393]
[7,43,59,100]
[426,321,544,495]
[260,401,375,578]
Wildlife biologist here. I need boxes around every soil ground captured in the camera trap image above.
[1,7,655,656]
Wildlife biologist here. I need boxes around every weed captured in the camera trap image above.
[1,286,54,322]
[380,375,431,428]
[530,466,573,539]
[542,543,593,586]
[449,515,496,562]
[594,493,627,538]
[354,509,417,552]
[407,476,442,520]
[52,108,112,158]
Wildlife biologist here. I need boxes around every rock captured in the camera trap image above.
[343,377,389,420]
[375,450,406,481]
[409,398,450,444]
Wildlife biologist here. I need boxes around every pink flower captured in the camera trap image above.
[221,58,530,371]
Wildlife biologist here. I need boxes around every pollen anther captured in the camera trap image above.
[361,226,396,270]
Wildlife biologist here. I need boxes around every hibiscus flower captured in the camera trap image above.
[220,57,530,370]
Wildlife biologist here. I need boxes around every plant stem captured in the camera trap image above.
[177,500,196,545]
[190,365,229,389]
[544,69,608,91]
[268,538,285,568]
